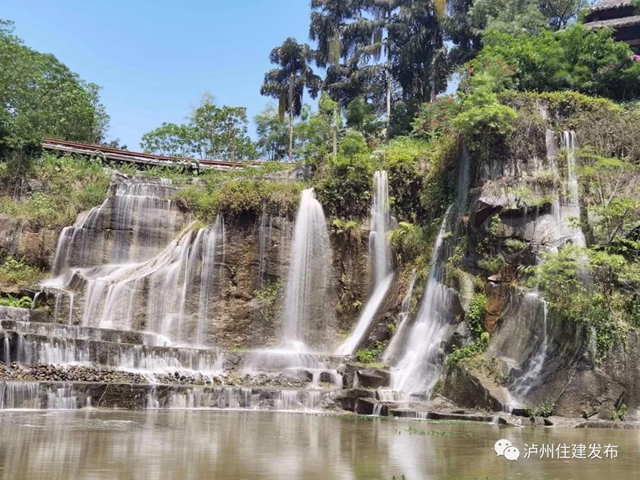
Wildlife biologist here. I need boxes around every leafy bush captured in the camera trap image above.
[412,96,462,141]
[315,154,374,219]
[356,341,387,365]
[475,25,640,101]
[176,179,305,221]
[446,332,490,366]
[0,257,44,288]
[0,295,33,308]
[466,293,488,336]
[382,137,433,223]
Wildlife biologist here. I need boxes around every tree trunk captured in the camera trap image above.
[386,63,392,143]
[231,129,236,163]
[333,107,338,162]
[288,74,295,163]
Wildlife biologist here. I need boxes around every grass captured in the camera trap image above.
[0,153,110,227]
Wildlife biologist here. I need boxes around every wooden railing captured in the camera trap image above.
[42,138,254,171]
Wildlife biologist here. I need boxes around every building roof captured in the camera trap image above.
[590,0,635,13]
[585,14,640,29]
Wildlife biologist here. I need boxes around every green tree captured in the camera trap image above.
[260,38,321,162]
[469,0,590,35]
[0,19,109,154]
[190,95,256,161]
[141,95,255,162]
[140,122,195,157]
[471,25,640,101]
[254,104,289,161]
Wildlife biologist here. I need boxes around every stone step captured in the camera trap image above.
[0,332,345,375]
[0,380,331,411]
[0,319,161,346]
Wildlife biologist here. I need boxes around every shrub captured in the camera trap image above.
[0,295,33,308]
[315,154,374,219]
[466,293,488,336]
[356,341,387,365]
[412,96,462,141]
[0,257,43,288]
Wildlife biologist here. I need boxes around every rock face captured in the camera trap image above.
[20,174,372,352]
[0,216,60,271]
[602,332,640,421]
[440,364,511,412]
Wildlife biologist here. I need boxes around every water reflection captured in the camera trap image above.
[0,411,638,480]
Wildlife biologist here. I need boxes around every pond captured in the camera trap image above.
[0,411,638,479]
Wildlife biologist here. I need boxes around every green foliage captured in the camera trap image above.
[446,332,490,366]
[454,73,518,142]
[525,401,555,419]
[315,153,374,219]
[611,403,627,422]
[355,341,386,365]
[345,98,381,139]
[176,179,304,222]
[382,137,435,223]
[331,218,362,243]
[141,94,256,162]
[338,130,369,159]
[466,293,488,336]
[0,19,109,153]
[255,104,289,162]
[389,222,431,274]
[469,0,588,35]
[532,245,637,363]
[412,96,462,141]
[474,25,640,102]
[0,153,110,226]
[0,257,43,288]
[0,294,33,308]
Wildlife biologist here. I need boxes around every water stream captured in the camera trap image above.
[282,189,333,352]
[336,171,394,355]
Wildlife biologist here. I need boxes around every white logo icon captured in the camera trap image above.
[495,439,520,461]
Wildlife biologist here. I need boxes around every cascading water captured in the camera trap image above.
[550,131,586,249]
[509,293,549,406]
[391,208,454,396]
[370,171,393,286]
[43,175,225,347]
[336,171,394,355]
[382,270,417,364]
[282,189,333,352]
[389,147,469,397]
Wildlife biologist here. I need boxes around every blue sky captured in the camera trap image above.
[3,0,313,149]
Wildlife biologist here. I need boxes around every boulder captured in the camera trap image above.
[330,389,375,412]
[554,368,625,420]
[356,368,391,389]
[440,364,512,412]
[354,398,378,415]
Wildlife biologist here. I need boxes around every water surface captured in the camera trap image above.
[0,411,638,480]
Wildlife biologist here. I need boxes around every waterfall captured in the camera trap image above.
[336,171,394,355]
[43,175,225,346]
[282,189,333,352]
[392,207,454,396]
[370,171,392,286]
[382,270,417,364]
[388,147,469,397]
[335,276,394,355]
[549,131,586,249]
[50,176,182,277]
[509,293,549,406]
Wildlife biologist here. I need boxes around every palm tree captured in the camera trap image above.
[260,38,321,162]
[310,0,363,158]
[393,0,448,104]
